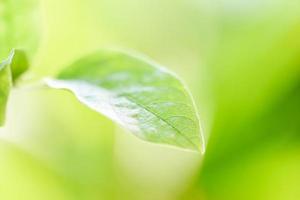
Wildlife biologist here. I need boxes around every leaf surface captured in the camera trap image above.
[46,50,204,151]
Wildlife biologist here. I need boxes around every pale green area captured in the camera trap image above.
[0,0,300,200]
[0,0,39,60]
[47,50,203,151]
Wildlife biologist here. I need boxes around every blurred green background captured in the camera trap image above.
[0,0,300,199]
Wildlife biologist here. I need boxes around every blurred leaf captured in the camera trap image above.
[193,77,300,200]
[0,49,29,125]
[10,49,30,82]
[0,0,40,59]
[201,0,300,163]
[0,54,12,125]
[46,50,204,151]
[184,1,300,199]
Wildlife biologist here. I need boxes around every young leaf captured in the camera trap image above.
[46,50,204,152]
[0,49,29,125]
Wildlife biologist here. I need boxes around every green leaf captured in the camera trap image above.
[193,78,300,200]
[10,49,29,82]
[0,49,29,126]
[0,56,12,126]
[0,0,40,59]
[46,50,204,152]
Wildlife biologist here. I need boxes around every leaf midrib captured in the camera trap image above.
[124,93,199,150]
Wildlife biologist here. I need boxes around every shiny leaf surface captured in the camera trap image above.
[47,50,204,151]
